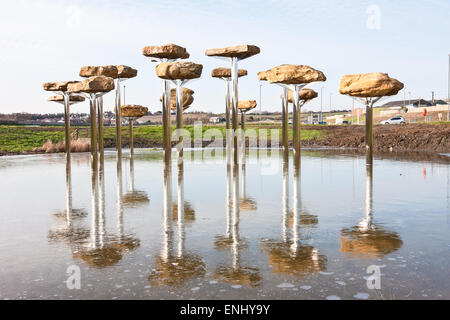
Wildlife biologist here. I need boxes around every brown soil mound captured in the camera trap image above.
[302,124,450,153]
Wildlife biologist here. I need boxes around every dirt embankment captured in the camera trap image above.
[302,124,450,153]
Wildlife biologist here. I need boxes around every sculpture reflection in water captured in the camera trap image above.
[69,155,140,269]
[240,152,257,212]
[214,150,261,287]
[48,154,89,245]
[148,155,206,287]
[340,154,403,258]
[122,155,150,209]
[260,150,327,276]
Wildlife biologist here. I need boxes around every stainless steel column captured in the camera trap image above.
[63,93,71,157]
[115,79,122,158]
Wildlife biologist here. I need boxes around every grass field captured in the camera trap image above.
[0,125,324,153]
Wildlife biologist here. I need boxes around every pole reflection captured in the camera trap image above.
[70,155,140,269]
[48,154,89,245]
[122,155,150,208]
[214,150,261,287]
[260,150,327,277]
[148,153,206,287]
[340,153,403,258]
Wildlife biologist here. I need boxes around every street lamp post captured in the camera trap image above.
[320,87,324,123]
[447,53,450,121]
[329,93,333,113]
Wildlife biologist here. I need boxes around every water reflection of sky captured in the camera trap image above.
[0,150,449,300]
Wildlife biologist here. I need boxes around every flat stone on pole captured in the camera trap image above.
[339,72,404,97]
[43,81,79,92]
[238,100,257,112]
[205,45,260,60]
[79,65,119,78]
[160,88,194,109]
[266,65,327,84]
[47,95,85,103]
[286,89,318,103]
[142,44,190,60]
[339,72,404,159]
[212,68,248,78]
[121,105,148,118]
[121,105,148,157]
[68,76,115,93]
[117,65,138,79]
[156,62,203,80]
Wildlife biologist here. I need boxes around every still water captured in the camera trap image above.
[0,149,449,300]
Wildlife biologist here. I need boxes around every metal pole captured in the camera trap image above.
[225,79,231,165]
[365,98,374,159]
[292,85,301,157]
[115,79,122,158]
[63,93,71,157]
[282,88,289,149]
[97,96,104,168]
[176,80,184,160]
[230,57,239,164]
[129,118,134,156]
[89,94,98,170]
[162,79,171,157]
[225,80,231,130]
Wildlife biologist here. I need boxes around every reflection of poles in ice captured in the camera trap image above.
[177,161,185,258]
[241,161,246,201]
[282,150,289,243]
[90,164,100,249]
[232,162,241,270]
[65,155,73,228]
[116,155,124,240]
[359,153,374,230]
[291,152,301,254]
[129,155,135,192]
[162,155,173,261]
[98,159,106,248]
[226,162,233,238]
[90,154,106,250]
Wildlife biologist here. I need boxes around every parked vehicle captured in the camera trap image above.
[380,116,406,125]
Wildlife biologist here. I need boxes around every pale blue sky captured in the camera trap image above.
[0,0,448,114]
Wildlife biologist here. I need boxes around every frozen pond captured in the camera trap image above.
[0,149,449,300]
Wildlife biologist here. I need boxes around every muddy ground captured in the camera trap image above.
[301,123,450,153]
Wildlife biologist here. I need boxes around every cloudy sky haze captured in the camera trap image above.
[0,0,449,114]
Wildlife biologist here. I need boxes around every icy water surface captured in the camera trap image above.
[0,149,449,300]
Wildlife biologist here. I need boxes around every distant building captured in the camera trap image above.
[381,99,447,108]
[209,117,225,124]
